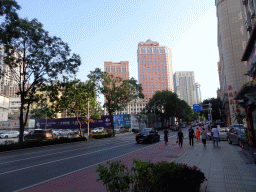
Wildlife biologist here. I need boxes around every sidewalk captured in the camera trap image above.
[172,139,256,192]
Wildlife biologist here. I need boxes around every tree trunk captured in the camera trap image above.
[109,112,115,137]
[75,114,83,137]
[19,95,24,144]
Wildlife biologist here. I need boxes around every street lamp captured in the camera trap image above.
[202,103,212,125]
[87,98,90,139]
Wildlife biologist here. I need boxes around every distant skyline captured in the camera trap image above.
[16,0,219,105]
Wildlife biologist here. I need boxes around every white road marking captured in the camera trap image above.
[0,142,136,175]
[13,141,161,192]
[0,140,133,165]
[0,136,134,159]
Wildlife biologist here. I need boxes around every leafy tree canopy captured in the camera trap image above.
[202,97,224,122]
[88,68,144,135]
[0,13,81,143]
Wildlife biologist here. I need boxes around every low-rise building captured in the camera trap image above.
[0,95,9,121]
[104,99,146,115]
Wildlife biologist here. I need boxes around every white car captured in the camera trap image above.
[58,129,73,138]
[0,131,19,139]
[114,127,125,133]
[91,127,104,134]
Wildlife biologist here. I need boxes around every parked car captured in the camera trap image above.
[211,122,226,128]
[51,129,61,138]
[170,124,179,131]
[0,131,19,139]
[228,124,244,130]
[227,126,247,147]
[24,129,53,141]
[59,129,74,138]
[131,128,139,132]
[24,129,34,135]
[136,130,160,144]
[91,127,104,134]
[114,127,125,133]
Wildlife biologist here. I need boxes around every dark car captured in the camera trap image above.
[227,126,247,147]
[211,122,225,128]
[24,129,53,141]
[170,124,180,131]
[136,130,160,144]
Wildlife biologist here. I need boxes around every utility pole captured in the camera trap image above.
[87,99,90,139]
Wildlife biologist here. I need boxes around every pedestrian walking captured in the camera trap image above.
[211,127,219,148]
[201,128,207,147]
[177,129,184,147]
[188,127,195,146]
[164,129,169,145]
[196,127,201,141]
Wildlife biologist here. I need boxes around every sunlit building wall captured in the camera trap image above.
[137,39,174,103]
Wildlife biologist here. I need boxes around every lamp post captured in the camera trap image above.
[202,103,212,125]
[87,98,90,139]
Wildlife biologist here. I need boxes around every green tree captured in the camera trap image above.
[133,112,147,130]
[144,90,190,128]
[55,80,100,136]
[1,17,81,143]
[30,106,54,120]
[202,98,224,122]
[0,0,20,43]
[88,68,144,136]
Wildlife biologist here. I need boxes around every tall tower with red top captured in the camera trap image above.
[137,39,173,103]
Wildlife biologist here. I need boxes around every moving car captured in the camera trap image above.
[136,130,160,144]
[114,127,125,133]
[0,131,19,139]
[24,129,53,141]
[143,128,154,131]
[91,127,104,134]
[227,126,247,147]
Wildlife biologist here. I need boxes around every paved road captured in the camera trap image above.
[0,127,192,192]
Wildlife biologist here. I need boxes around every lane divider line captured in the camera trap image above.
[13,142,161,192]
[0,142,135,175]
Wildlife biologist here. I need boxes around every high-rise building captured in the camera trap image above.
[137,39,173,103]
[173,71,196,106]
[104,61,129,81]
[216,0,250,125]
[195,82,202,104]
[103,61,130,115]
[0,46,21,98]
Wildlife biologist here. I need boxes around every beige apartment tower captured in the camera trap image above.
[173,71,197,107]
[137,39,174,103]
[216,0,251,125]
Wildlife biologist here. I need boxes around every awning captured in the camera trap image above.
[234,79,256,101]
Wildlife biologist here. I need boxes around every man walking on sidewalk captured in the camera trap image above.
[211,127,219,148]
[177,129,184,147]
[188,127,195,146]
[201,128,207,147]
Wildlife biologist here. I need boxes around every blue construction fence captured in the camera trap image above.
[35,114,131,130]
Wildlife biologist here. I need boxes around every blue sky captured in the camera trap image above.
[16,0,219,104]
